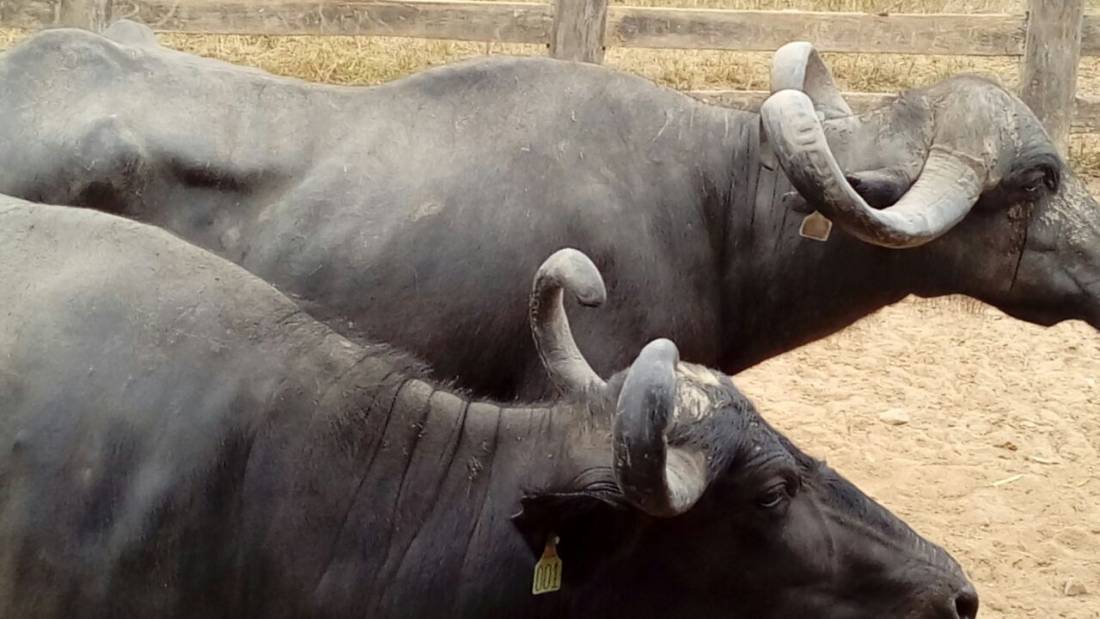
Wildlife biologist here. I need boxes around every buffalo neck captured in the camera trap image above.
[246,331,585,618]
[718,110,911,373]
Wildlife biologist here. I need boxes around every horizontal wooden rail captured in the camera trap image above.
[688,89,1100,134]
[688,89,894,113]
[0,0,1095,140]
[1081,13,1100,56]
[7,2,1100,58]
[0,0,59,29]
[111,0,552,42]
[608,9,1025,55]
[1068,95,1100,134]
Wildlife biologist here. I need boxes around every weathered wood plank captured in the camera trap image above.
[1020,0,1084,150]
[1072,95,1100,134]
[690,88,1100,134]
[550,0,608,63]
[1081,14,1100,56]
[60,0,109,30]
[688,88,892,114]
[109,0,551,42]
[0,0,61,29]
[7,2,1081,61]
[609,9,1025,55]
[3,0,1098,137]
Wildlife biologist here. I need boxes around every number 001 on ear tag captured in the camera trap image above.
[532,536,562,595]
[799,211,833,242]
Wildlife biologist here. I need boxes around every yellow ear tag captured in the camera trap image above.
[532,535,563,595]
[799,211,833,242]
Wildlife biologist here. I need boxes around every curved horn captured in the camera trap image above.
[613,339,709,518]
[771,41,852,120]
[530,248,608,395]
[103,19,161,48]
[761,89,986,248]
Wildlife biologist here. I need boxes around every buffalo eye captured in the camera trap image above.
[1024,176,1051,195]
[756,479,795,509]
[1014,164,1059,195]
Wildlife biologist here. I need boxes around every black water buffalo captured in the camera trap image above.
[0,196,978,618]
[2,23,1097,400]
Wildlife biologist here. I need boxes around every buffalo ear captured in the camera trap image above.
[511,486,637,582]
[783,166,913,214]
[844,167,912,208]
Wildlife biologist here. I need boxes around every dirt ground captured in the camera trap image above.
[729,178,1100,618]
[2,6,1100,614]
[736,296,1100,618]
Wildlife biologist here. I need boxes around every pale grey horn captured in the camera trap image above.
[530,248,608,395]
[761,89,986,248]
[613,339,709,517]
[771,41,853,120]
[103,19,160,48]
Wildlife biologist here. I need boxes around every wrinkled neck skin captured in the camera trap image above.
[245,336,604,618]
[718,106,928,372]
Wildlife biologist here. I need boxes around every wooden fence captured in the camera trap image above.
[1,0,1095,145]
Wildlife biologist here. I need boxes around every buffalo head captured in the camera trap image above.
[762,42,1100,330]
[516,248,978,619]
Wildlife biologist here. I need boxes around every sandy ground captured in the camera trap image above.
[736,296,1100,618]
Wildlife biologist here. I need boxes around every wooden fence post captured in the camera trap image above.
[59,0,110,31]
[1020,0,1084,152]
[549,0,609,63]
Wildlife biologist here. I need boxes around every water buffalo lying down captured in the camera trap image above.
[0,197,979,618]
[3,23,1097,400]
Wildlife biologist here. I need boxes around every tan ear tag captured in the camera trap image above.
[532,535,562,595]
[799,211,833,242]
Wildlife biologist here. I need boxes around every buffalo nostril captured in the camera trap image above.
[954,584,979,619]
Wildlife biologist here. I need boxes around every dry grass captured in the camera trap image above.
[3,0,1100,171]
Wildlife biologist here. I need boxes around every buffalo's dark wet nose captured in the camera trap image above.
[953,583,979,619]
